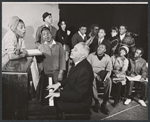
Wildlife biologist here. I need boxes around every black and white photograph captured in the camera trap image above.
[1,2,148,120]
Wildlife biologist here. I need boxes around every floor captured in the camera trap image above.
[91,98,148,120]
[28,96,148,120]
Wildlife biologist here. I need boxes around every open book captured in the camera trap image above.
[126,75,148,82]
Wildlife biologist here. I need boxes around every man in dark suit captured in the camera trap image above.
[71,24,87,48]
[86,24,99,53]
[46,42,94,113]
[115,25,135,56]
[88,28,111,56]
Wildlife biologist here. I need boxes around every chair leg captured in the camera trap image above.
[62,112,66,120]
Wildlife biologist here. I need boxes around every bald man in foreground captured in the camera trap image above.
[46,42,94,115]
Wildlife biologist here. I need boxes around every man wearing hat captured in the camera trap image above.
[35,12,57,48]
[87,44,112,115]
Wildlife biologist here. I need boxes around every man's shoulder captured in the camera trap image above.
[88,52,96,57]
[73,32,79,36]
[103,38,110,44]
[37,25,45,30]
[38,43,45,48]
[138,57,146,63]
[52,25,57,29]
[124,34,134,39]
[55,41,62,46]
[79,59,93,69]
[104,53,111,59]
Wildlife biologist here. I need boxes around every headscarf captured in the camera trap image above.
[8,16,20,31]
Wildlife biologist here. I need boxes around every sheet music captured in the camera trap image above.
[30,56,40,90]
[48,77,54,106]
[26,49,42,56]
[126,75,148,82]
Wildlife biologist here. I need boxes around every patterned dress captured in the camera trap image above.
[111,55,129,85]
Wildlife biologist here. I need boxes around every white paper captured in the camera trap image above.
[48,77,54,106]
[126,75,148,82]
[26,49,42,56]
[30,56,40,90]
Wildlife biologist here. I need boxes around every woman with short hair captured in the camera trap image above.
[111,46,129,107]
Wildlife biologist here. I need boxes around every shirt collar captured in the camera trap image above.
[75,60,80,66]
[120,33,126,40]
[44,23,52,28]
[98,37,104,43]
[78,31,86,40]
[44,39,56,45]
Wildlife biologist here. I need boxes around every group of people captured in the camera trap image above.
[2,12,148,116]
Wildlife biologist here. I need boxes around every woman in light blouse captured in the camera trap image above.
[2,16,27,67]
[111,45,129,107]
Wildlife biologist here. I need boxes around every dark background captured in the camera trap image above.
[59,4,148,61]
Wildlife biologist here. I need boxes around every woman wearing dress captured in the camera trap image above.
[111,45,129,107]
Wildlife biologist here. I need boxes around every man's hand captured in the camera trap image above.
[20,51,27,58]
[130,74,136,77]
[46,82,61,92]
[45,92,60,99]
[96,75,102,82]
[113,70,119,74]
[58,72,63,81]
[15,48,21,55]
[140,77,146,82]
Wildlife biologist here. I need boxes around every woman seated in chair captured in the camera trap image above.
[111,46,129,107]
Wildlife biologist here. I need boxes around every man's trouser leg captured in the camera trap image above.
[126,80,134,99]
[140,81,148,100]
[103,78,111,104]
[93,78,99,104]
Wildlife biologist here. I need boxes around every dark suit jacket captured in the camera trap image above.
[71,32,87,48]
[116,34,135,55]
[89,38,111,56]
[59,59,94,109]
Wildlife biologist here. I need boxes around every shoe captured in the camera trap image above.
[138,100,147,107]
[112,102,119,107]
[92,103,100,113]
[100,103,110,115]
[124,99,131,105]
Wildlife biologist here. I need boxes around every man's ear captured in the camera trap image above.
[80,53,86,59]
[140,54,142,57]
[104,32,106,36]
[104,48,106,53]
